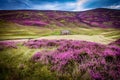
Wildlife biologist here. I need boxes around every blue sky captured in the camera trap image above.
[0,0,120,11]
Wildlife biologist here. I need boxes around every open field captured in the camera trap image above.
[37,35,114,44]
[0,22,120,44]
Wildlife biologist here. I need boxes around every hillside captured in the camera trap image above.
[0,8,120,80]
[0,8,120,28]
[0,8,120,41]
[77,8,120,28]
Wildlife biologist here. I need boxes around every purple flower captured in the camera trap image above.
[31,52,42,62]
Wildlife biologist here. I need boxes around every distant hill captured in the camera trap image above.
[77,8,120,28]
[0,8,120,28]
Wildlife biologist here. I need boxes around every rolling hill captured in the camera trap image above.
[0,8,120,41]
[0,8,120,28]
[0,8,120,80]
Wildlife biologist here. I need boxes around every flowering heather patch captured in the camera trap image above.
[77,8,120,28]
[0,41,17,49]
[0,39,120,79]
[14,20,48,26]
[28,39,120,80]
[109,39,120,46]
[24,39,60,48]
[0,8,120,28]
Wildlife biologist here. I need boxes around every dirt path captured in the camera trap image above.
[37,35,114,44]
[0,35,114,44]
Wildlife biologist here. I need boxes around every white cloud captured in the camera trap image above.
[75,0,89,11]
[32,3,60,10]
[31,0,90,11]
[107,5,120,9]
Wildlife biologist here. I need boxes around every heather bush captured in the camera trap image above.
[0,39,120,80]
[109,39,120,46]
[0,41,17,49]
[29,39,120,80]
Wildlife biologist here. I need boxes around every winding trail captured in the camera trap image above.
[0,35,114,44]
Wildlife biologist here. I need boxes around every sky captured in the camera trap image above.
[0,0,120,11]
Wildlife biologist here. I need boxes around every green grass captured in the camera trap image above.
[0,42,93,80]
[0,21,120,41]
[103,30,120,39]
[0,44,57,80]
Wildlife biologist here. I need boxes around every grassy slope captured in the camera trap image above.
[0,44,57,80]
[0,9,119,42]
[0,22,120,44]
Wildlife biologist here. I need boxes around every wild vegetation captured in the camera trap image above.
[0,8,120,80]
[0,39,120,80]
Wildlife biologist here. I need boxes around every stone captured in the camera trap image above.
[61,30,70,35]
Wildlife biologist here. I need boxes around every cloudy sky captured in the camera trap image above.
[0,0,120,11]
